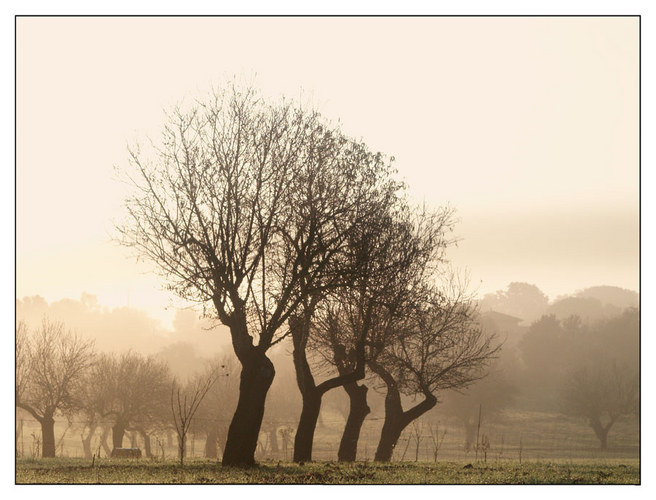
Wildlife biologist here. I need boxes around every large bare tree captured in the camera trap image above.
[16,320,94,457]
[119,84,397,465]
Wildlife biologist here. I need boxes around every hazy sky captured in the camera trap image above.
[16,16,639,326]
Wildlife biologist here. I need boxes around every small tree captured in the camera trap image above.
[16,319,94,457]
[171,365,221,466]
[560,361,637,450]
[427,421,447,462]
[411,420,423,462]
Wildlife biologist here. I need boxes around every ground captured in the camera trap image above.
[15,457,640,485]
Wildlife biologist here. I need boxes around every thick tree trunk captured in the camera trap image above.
[374,392,404,462]
[371,363,437,462]
[222,347,275,466]
[293,391,322,462]
[112,421,126,450]
[41,415,56,458]
[338,382,370,462]
[205,427,218,458]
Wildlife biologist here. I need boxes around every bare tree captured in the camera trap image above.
[119,83,398,465]
[16,319,94,457]
[370,280,499,462]
[171,365,221,466]
[410,420,423,461]
[191,354,239,459]
[427,421,447,462]
[560,361,637,450]
[91,351,171,452]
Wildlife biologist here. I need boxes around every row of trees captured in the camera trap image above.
[113,83,498,466]
[16,319,239,461]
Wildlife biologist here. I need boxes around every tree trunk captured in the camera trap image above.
[205,427,218,458]
[218,425,229,459]
[374,397,404,462]
[293,390,322,462]
[222,346,275,466]
[100,426,112,456]
[338,382,370,462]
[178,434,186,466]
[81,424,97,459]
[41,415,56,458]
[137,428,152,458]
[290,310,366,463]
[112,421,126,449]
[371,363,437,462]
[591,417,613,451]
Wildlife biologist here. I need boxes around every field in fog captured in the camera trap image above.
[16,17,639,485]
[16,406,639,464]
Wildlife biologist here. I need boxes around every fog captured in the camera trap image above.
[15,17,639,467]
[16,282,639,461]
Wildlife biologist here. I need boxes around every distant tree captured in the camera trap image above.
[560,362,638,450]
[516,314,581,408]
[119,83,399,466]
[575,286,638,310]
[547,296,609,323]
[92,351,171,453]
[480,282,549,323]
[441,360,516,451]
[16,320,94,457]
[519,308,638,412]
[75,369,104,459]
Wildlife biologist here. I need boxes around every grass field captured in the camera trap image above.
[16,457,640,485]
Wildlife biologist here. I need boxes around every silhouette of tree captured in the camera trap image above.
[118,83,398,465]
[16,319,94,457]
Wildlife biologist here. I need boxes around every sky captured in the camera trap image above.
[15,16,639,327]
